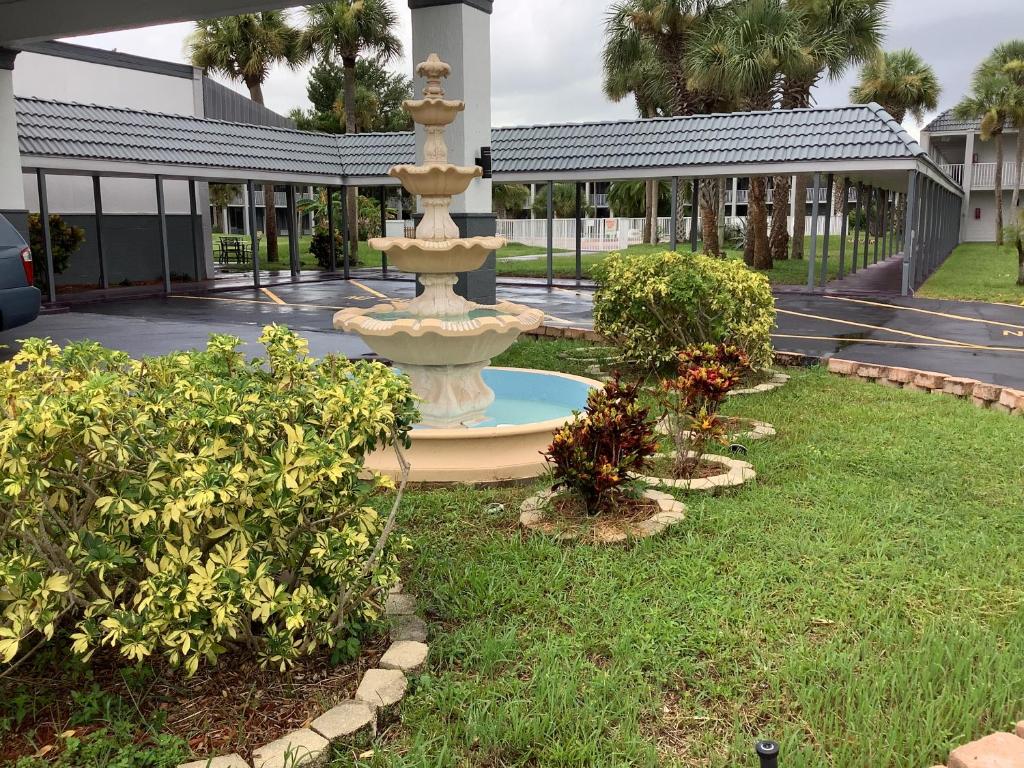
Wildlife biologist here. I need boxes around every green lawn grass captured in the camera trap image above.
[214,233,887,287]
[493,235,877,285]
[8,339,1024,767]
[918,242,1024,305]
[322,341,1022,768]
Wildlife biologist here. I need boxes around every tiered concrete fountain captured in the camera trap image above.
[335,54,598,483]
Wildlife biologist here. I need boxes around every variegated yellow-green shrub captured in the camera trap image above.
[592,251,775,371]
[0,325,418,674]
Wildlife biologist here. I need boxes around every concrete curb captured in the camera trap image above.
[520,488,686,543]
[178,585,428,768]
[636,452,756,493]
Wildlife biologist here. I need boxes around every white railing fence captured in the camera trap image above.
[938,164,965,185]
[971,162,1021,189]
[497,216,846,252]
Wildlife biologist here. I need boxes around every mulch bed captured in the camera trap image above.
[0,632,389,763]
[647,455,730,481]
[536,493,661,542]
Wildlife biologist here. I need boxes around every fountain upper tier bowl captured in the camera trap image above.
[389,164,482,197]
[367,236,505,274]
[403,97,465,126]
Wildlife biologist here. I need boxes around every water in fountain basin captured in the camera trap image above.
[406,368,593,430]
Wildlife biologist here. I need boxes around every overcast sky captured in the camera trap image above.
[63,0,1022,139]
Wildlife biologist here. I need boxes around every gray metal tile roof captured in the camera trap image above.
[17,97,935,183]
[17,97,345,177]
[923,109,1018,134]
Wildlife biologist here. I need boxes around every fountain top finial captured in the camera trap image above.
[417,53,451,98]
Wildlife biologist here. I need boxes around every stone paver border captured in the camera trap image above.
[520,488,686,543]
[729,372,791,397]
[930,720,1024,767]
[825,358,1024,415]
[637,452,756,493]
[178,581,428,768]
[659,418,776,443]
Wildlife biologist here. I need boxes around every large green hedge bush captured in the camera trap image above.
[0,326,418,674]
[593,251,775,371]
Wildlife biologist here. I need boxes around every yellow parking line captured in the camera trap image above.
[170,294,348,311]
[261,288,286,305]
[350,280,389,299]
[825,295,1024,332]
[775,308,984,349]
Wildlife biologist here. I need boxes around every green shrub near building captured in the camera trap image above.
[593,250,776,371]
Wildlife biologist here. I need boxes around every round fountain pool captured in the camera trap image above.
[364,367,603,484]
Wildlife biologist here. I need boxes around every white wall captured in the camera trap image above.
[12,52,196,114]
[0,68,24,210]
[14,51,198,214]
[962,190,1015,242]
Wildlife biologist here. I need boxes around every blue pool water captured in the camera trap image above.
[416,368,594,429]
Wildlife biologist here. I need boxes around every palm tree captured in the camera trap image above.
[978,41,1024,210]
[955,69,1015,244]
[302,0,402,258]
[493,184,530,219]
[772,0,886,262]
[531,185,595,219]
[850,48,941,124]
[188,12,302,263]
[688,0,809,269]
[604,0,728,255]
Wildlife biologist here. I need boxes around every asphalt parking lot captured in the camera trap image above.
[4,279,1024,388]
[0,278,596,362]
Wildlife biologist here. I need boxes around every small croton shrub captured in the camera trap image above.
[660,343,750,477]
[0,326,418,674]
[544,374,657,514]
[592,250,775,372]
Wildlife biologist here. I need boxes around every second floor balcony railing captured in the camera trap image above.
[938,163,965,185]
[970,162,1020,190]
[230,190,317,207]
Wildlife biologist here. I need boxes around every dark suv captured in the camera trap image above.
[0,213,41,330]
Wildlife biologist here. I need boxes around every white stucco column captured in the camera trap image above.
[960,132,975,244]
[0,49,26,230]
[410,0,495,303]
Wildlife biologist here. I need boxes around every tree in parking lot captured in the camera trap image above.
[187,12,303,264]
[28,213,85,289]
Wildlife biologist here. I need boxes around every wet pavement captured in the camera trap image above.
[4,279,1023,388]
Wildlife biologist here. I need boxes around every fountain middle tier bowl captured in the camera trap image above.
[334,301,544,367]
[389,164,482,197]
[367,236,505,274]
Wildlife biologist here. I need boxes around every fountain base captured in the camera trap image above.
[365,367,602,483]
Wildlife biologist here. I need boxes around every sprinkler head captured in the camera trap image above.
[755,740,780,768]
[729,443,748,456]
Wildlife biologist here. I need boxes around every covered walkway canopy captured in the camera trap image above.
[16,96,962,297]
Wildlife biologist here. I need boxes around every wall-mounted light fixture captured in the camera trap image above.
[476,146,492,179]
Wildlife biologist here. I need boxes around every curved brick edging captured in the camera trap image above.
[520,488,686,542]
[637,452,756,493]
[179,582,428,768]
[826,359,1024,415]
[930,721,1024,767]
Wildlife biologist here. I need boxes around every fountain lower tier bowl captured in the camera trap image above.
[365,367,602,483]
[368,236,505,274]
[389,164,482,197]
[334,301,544,366]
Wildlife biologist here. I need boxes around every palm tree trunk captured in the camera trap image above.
[791,174,808,259]
[343,59,360,259]
[1013,129,1023,212]
[246,80,278,265]
[700,180,720,257]
[769,175,790,261]
[995,133,1005,246]
[743,178,755,266]
[750,176,771,269]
